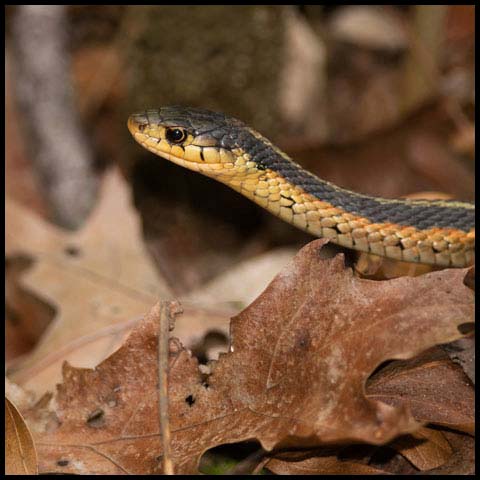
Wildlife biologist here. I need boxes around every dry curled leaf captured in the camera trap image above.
[425,429,475,475]
[391,427,453,471]
[5,397,38,475]
[263,449,388,475]
[6,168,172,396]
[29,240,473,474]
[367,347,474,433]
[257,426,459,474]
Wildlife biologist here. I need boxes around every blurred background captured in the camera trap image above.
[5,5,475,294]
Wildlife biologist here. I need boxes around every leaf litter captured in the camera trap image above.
[23,239,473,474]
[5,169,233,405]
[6,169,172,396]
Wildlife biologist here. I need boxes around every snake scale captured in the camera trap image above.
[128,106,475,268]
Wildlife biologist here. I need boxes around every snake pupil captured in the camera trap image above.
[166,128,186,143]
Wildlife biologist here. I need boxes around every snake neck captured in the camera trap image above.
[215,127,475,233]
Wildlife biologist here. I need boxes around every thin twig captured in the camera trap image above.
[158,300,182,475]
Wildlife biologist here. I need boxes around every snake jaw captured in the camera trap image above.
[128,113,262,178]
[128,121,224,177]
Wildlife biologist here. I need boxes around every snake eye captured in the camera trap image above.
[166,127,187,144]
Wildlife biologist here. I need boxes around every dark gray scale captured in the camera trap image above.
[154,106,231,133]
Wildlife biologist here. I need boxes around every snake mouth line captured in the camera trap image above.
[133,132,227,176]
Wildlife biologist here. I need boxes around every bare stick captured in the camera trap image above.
[158,300,182,475]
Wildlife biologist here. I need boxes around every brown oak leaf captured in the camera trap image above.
[367,346,474,433]
[29,239,473,474]
[390,427,453,471]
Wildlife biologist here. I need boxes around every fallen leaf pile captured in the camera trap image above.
[5,170,474,475]
[5,169,288,398]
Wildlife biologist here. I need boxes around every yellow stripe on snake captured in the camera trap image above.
[128,106,475,268]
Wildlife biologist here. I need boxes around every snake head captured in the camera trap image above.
[127,106,276,180]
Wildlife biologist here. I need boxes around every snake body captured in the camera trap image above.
[128,106,475,267]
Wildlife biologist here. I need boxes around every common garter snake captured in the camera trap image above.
[128,106,475,268]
